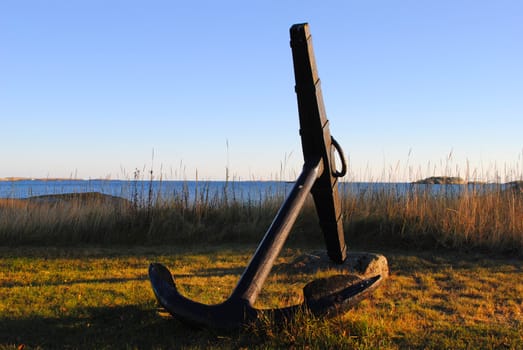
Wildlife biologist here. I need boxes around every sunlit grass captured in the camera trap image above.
[0,246,521,349]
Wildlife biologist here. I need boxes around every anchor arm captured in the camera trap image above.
[149,159,323,329]
[230,158,322,304]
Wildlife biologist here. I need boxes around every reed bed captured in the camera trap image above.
[0,180,522,255]
[344,184,523,254]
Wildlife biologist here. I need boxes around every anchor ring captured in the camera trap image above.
[331,136,347,178]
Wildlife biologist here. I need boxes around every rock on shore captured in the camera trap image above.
[0,192,130,208]
[27,192,130,206]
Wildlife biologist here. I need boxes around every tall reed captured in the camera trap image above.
[344,183,523,254]
[0,178,521,255]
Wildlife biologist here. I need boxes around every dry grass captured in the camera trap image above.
[0,195,133,244]
[344,184,523,255]
[4,180,522,256]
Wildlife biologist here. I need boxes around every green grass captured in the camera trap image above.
[1,246,521,349]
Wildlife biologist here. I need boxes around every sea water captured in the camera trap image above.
[0,179,506,203]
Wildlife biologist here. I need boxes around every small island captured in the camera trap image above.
[506,180,523,192]
[412,176,467,185]
[413,177,523,187]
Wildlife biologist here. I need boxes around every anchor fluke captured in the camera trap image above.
[304,274,382,317]
[149,263,258,329]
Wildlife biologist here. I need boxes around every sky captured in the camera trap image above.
[1,1,522,182]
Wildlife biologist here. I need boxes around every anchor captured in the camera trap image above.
[149,23,386,329]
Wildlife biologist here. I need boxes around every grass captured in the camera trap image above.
[0,177,522,347]
[1,179,522,255]
[0,246,521,349]
[344,183,523,255]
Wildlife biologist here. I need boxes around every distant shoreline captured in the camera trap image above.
[1,176,521,186]
[0,177,101,182]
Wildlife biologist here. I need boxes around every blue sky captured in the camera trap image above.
[1,1,522,181]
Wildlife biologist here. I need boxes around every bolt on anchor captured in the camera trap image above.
[149,23,387,330]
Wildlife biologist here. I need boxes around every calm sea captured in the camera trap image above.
[0,180,506,203]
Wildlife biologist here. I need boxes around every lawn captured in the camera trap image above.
[1,245,521,349]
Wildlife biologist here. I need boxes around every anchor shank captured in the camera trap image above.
[230,158,322,305]
[290,23,347,263]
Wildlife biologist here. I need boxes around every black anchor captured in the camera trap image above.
[149,23,383,329]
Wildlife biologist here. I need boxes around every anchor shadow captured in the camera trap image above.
[0,305,226,349]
